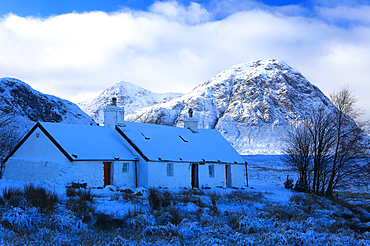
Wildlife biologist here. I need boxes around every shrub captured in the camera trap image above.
[148,188,161,210]
[294,179,308,192]
[125,206,145,219]
[162,191,172,207]
[76,188,94,202]
[66,187,77,197]
[65,197,95,222]
[2,184,58,213]
[126,213,155,230]
[262,203,307,223]
[23,184,58,213]
[166,206,182,225]
[1,207,40,234]
[94,212,124,230]
[119,189,137,202]
[262,204,294,222]
[3,186,24,207]
[210,197,219,215]
[0,196,5,206]
[207,191,223,202]
[284,177,294,189]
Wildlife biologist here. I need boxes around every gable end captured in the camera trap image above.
[3,122,74,162]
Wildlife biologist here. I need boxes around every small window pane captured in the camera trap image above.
[122,163,129,173]
[209,164,215,178]
[167,163,173,177]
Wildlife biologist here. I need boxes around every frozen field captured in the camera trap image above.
[0,155,369,245]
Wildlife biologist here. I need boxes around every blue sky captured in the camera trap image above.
[1,0,370,119]
[0,0,309,17]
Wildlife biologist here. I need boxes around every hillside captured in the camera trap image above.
[126,59,334,154]
[0,77,95,157]
[0,77,94,127]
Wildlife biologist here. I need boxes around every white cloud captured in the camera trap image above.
[149,1,211,24]
[317,5,370,25]
[1,1,370,119]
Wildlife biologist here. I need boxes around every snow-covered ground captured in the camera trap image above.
[0,155,369,245]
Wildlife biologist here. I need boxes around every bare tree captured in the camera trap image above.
[282,120,312,192]
[305,107,335,195]
[283,107,335,193]
[0,112,22,177]
[283,87,370,197]
[326,87,370,196]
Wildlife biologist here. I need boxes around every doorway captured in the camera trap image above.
[225,165,232,188]
[191,163,199,189]
[103,162,112,187]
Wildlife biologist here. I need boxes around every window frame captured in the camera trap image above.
[208,164,215,178]
[122,163,129,173]
[166,163,174,177]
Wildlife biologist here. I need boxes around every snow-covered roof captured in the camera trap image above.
[116,121,245,164]
[5,122,136,162]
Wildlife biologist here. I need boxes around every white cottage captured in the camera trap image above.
[3,99,247,189]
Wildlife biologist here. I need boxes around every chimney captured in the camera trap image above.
[104,97,125,129]
[183,108,198,133]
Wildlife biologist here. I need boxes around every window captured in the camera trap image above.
[209,164,215,178]
[166,163,173,177]
[122,163,129,173]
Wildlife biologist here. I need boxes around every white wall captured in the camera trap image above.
[71,161,104,187]
[147,162,191,188]
[112,161,136,187]
[5,157,138,188]
[12,129,65,158]
[199,164,224,188]
[5,157,69,185]
[198,163,247,188]
[4,157,103,186]
[230,164,248,187]
[146,162,247,189]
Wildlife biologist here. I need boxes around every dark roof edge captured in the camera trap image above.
[146,159,247,165]
[72,158,137,162]
[115,125,150,162]
[3,123,39,163]
[3,122,74,163]
[38,123,74,162]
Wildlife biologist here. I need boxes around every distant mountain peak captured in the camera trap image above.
[125,58,333,154]
[78,81,183,124]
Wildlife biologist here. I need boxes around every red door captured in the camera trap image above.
[191,164,199,189]
[226,165,232,188]
[103,162,111,187]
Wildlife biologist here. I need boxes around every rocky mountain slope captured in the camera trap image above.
[78,81,183,124]
[125,59,334,154]
[0,77,95,147]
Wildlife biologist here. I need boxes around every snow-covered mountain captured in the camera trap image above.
[126,59,334,154]
[0,77,95,130]
[78,81,183,124]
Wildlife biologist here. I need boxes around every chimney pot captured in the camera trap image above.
[112,97,117,106]
[188,108,193,118]
[184,108,198,133]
